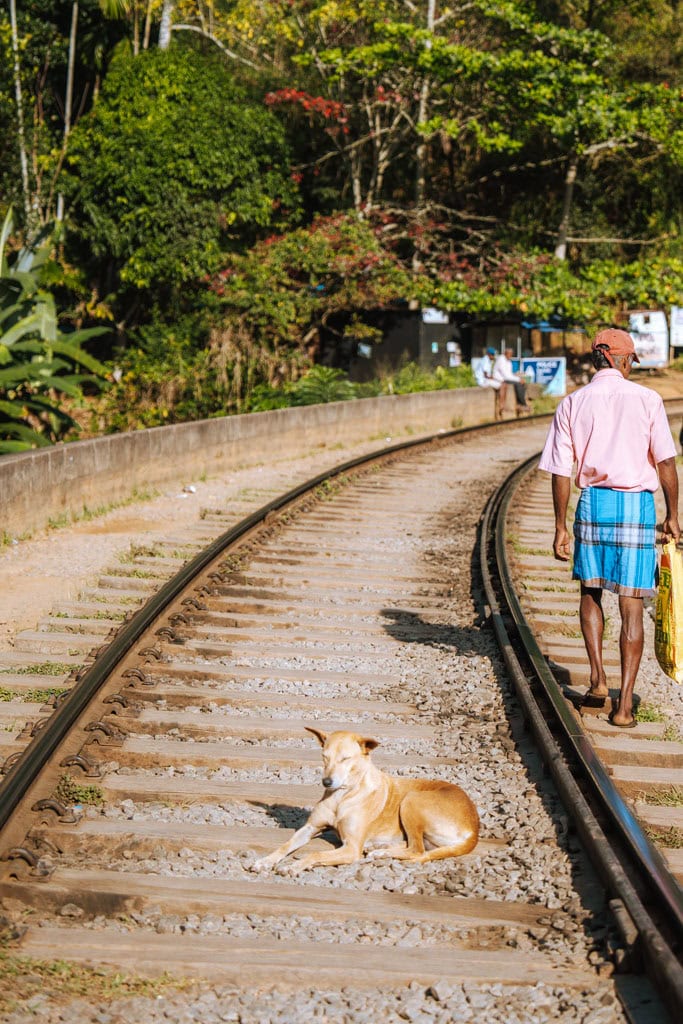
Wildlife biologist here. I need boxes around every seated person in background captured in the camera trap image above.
[474,347,503,420]
[493,347,529,414]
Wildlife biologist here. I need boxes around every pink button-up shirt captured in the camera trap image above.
[538,369,676,491]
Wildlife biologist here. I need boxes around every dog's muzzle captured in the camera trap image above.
[322,776,333,788]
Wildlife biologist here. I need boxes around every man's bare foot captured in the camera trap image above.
[608,711,637,729]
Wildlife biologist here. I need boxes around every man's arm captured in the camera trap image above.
[551,473,572,561]
[657,457,681,542]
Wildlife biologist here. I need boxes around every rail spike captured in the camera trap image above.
[0,846,53,880]
[169,612,189,626]
[121,667,154,686]
[31,799,79,824]
[84,720,124,744]
[59,752,103,778]
[103,692,133,714]
[137,646,163,662]
[1,751,24,775]
[154,626,185,644]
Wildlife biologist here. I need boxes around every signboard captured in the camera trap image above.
[421,307,450,324]
[512,357,567,396]
[628,310,668,368]
[671,306,683,348]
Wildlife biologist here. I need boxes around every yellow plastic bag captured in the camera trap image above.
[654,540,683,683]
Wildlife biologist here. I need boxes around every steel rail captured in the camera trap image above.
[480,453,683,1022]
[0,416,526,841]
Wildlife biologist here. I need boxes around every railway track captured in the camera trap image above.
[0,414,681,1023]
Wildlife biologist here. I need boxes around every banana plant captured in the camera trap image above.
[0,209,109,454]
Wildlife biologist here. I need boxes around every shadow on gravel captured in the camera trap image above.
[379,608,482,655]
[249,802,310,830]
[249,801,340,846]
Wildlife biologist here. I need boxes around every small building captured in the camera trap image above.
[319,306,466,382]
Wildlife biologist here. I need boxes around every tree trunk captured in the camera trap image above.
[413,0,436,271]
[9,0,31,227]
[57,2,79,222]
[554,154,578,260]
[143,0,154,49]
[158,0,175,50]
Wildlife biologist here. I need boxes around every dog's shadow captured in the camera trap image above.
[249,800,339,845]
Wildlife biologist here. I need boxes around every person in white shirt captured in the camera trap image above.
[493,347,529,414]
[474,347,503,420]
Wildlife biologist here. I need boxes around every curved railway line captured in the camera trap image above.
[1,411,683,1023]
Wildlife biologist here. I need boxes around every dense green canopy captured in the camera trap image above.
[0,1,681,438]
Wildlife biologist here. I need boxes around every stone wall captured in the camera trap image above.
[0,388,493,536]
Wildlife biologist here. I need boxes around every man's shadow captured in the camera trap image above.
[379,607,483,656]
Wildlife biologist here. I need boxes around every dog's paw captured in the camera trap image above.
[250,856,274,873]
[280,859,305,876]
[364,848,388,861]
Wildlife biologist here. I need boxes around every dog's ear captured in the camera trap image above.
[358,737,379,754]
[305,726,328,747]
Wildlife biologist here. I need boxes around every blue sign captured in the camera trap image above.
[512,357,566,396]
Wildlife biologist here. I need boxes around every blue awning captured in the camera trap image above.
[521,319,585,333]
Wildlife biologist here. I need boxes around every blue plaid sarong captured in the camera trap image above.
[573,487,657,597]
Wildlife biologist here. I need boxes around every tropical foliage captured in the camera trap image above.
[0,1,681,437]
[0,210,107,452]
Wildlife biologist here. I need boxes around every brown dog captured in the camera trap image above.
[252,728,479,872]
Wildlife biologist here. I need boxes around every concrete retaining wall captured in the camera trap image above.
[0,388,493,537]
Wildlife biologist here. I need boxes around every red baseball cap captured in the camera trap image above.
[591,328,640,364]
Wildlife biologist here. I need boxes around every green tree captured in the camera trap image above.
[61,45,300,319]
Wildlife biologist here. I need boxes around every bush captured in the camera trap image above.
[90,316,221,433]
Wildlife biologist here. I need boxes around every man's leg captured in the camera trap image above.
[498,383,508,417]
[513,381,528,408]
[612,595,644,726]
[579,585,609,697]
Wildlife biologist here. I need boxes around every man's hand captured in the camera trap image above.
[662,516,681,544]
[657,458,679,544]
[553,526,571,561]
[551,475,572,561]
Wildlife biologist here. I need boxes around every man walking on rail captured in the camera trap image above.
[538,328,681,728]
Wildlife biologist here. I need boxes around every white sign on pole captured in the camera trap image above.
[628,310,669,368]
[671,306,683,348]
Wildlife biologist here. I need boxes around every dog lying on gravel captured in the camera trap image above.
[252,727,479,872]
